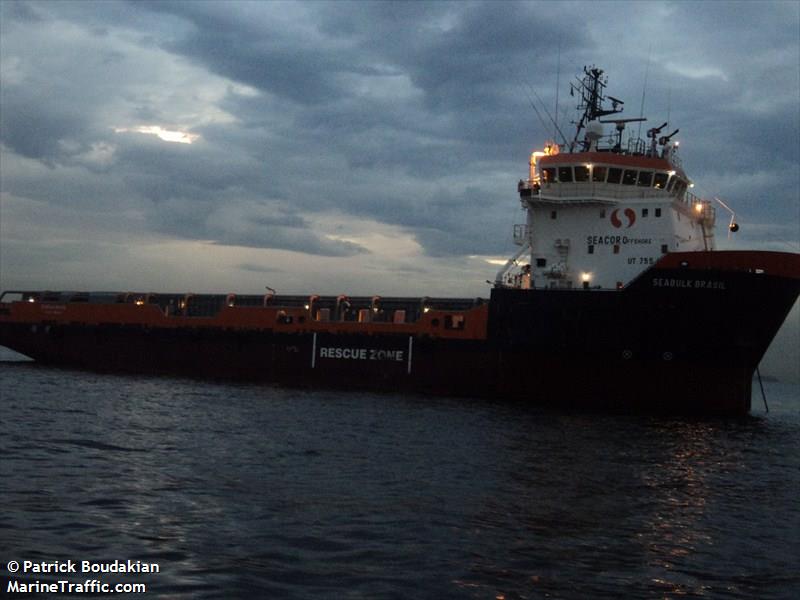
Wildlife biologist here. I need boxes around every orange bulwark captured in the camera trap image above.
[0,292,489,340]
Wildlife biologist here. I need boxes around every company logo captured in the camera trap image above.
[610,208,636,228]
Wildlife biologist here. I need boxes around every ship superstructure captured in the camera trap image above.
[1,66,798,415]
[502,67,717,290]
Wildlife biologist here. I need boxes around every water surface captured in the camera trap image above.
[2,359,798,598]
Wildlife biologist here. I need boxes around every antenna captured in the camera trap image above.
[637,46,651,139]
[506,65,568,145]
[554,41,561,141]
[530,83,569,147]
[666,87,671,125]
[571,66,623,151]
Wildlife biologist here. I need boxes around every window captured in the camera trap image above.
[543,167,556,183]
[536,258,547,267]
[592,166,608,182]
[637,171,653,187]
[588,245,595,254]
[642,208,649,217]
[574,166,590,182]
[613,244,620,254]
[661,244,668,254]
[607,168,622,184]
[550,210,557,219]
[445,315,465,330]
[599,209,606,218]
[558,166,573,182]
[655,208,662,217]
[653,172,668,189]
[622,170,637,185]
[666,176,676,192]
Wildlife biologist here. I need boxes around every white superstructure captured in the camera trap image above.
[497,67,727,291]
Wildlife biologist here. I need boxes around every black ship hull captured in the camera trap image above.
[2,254,797,415]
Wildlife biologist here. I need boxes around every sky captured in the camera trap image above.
[1,0,799,375]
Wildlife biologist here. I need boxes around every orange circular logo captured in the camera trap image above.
[611,208,636,228]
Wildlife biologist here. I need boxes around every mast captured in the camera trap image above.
[570,66,623,152]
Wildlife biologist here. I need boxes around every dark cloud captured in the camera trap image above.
[0,87,90,162]
[1,0,798,283]
[238,263,284,274]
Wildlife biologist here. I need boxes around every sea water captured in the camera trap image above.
[1,353,798,599]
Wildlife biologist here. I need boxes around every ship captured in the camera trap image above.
[1,67,798,415]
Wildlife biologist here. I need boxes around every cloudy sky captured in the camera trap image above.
[2,0,798,299]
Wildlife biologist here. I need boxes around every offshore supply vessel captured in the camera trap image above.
[1,67,798,414]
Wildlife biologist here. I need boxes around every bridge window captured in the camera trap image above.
[642,208,649,217]
[536,258,547,267]
[655,208,662,217]
[622,170,637,185]
[574,166,590,182]
[558,166,573,182]
[637,171,653,187]
[543,167,556,183]
[653,172,669,189]
[667,176,677,192]
[607,168,622,184]
[592,166,607,182]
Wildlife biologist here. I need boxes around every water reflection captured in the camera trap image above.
[3,363,798,600]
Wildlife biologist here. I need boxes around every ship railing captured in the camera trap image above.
[513,224,529,246]
[0,290,121,304]
[591,137,683,169]
[0,289,488,325]
[534,181,672,202]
